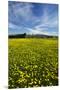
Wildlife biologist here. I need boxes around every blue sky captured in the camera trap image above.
[8,1,58,36]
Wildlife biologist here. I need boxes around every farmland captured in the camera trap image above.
[8,38,58,88]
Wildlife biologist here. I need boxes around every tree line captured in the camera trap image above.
[9,33,58,38]
[9,33,26,38]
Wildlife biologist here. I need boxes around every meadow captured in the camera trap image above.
[8,38,58,88]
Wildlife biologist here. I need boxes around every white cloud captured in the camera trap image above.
[8,23,18,29]
[26,27,49,35]
[13,3,35,22]
[35,8,58,28]
[8,22,22,30]
[26,27,58,36]
[26,7,58,36]
[31,7,58,36]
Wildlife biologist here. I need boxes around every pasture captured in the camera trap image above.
[8,38,58,88]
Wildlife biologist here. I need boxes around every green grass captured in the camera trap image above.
[8,38,58,88]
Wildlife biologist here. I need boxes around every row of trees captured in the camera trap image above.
[9,33,26,38]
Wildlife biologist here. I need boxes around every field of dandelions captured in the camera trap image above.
[8,38,58,88]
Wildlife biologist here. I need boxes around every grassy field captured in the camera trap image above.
[8,38,58,88]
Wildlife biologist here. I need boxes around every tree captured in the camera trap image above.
[23,33,26,38]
